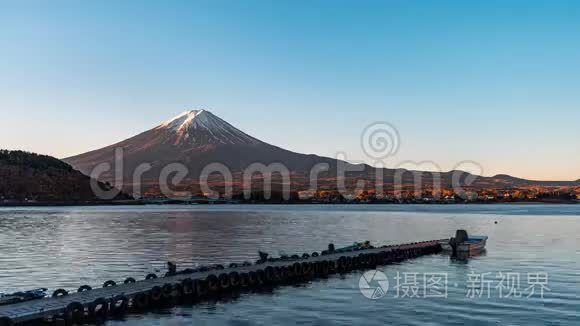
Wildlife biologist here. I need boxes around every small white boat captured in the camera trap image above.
[441,230,488,255]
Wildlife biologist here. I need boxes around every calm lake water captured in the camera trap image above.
[0,204,579,325]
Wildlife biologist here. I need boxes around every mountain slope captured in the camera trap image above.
[64,110,579,195]
[0,150,130,203]
[65,110,346,191]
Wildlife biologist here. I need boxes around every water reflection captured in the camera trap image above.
[0,205,579,325]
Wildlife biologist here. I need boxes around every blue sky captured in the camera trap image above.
[1,0,579,180]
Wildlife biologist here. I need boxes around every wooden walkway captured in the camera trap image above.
[0,239,445,325]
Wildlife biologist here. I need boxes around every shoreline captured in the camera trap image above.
[0,200,577,208]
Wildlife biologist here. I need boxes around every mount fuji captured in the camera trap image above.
[64,110,344,193]
[64,110,579,195]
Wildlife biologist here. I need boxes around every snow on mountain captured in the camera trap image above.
[155,109,262,146]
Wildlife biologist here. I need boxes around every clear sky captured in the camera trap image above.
[1,0,579,181]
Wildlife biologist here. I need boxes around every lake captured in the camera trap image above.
[0,204,578,325]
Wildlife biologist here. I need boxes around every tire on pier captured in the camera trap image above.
[319,260,330,277]
[110,295,129,316]
[65,301,85,324]
[103,280,117,288]
[255,269,266,285]
[311,252,319,257]
[162,283,173,299]
[337,256,348,273]
[77,285,92,293]
[264,266,279,284]
[366,254,377,268]
[133,292,150,310]
[172,283,184,298]
[248,271,261,286]
[150,286,163,302]
[182,278,194,296]
[351,255,361,269]
[88,297,109,321]
[218,273,231,291]
[279,266,293,283]
[328,260,337,274]
[301,262,312,277]
[52,289,68,297]
[145,273,158,280]
[206,275,220,294]
[239,272,250,288]
[194,279,209,298]
[292,262,303,277]
[124,277,136,284]
[345,256,353,271]
[228,271,241,288]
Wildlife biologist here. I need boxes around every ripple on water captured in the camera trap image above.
[0,205,579,325]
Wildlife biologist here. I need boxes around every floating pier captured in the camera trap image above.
[0,239,445,325]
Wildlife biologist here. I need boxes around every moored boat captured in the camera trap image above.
[441,230,488,255]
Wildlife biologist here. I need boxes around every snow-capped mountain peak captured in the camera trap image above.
[156,109,261,146]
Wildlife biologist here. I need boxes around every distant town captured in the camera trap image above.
[130,186,580,205]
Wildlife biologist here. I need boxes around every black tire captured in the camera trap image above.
[248,271,260,286]
[302,253,310,259]
[162,283,173,298]
[337,256,347,272]
[150,286,163,302]
[124,277,136,284]
[88,297,109,320]
[173,283,184,297]
[103,280,117,288]
[218,273,231,291]
[301,262,312,276]
[351,255,360,269]
[264,266,278,284]
[369,254,378,267]
[278,267,289,283]
[182,278,194,295]
[132,292,150,310]
[328,260,337,274]
[52,288,68,297]
[65,301,85,324]
[239,272,250,288]
[195,279,209,297]
[228,271,241,288]
[206,275,219,293]
[110,295,129,316]
[256,269,266,284]
[77,285,92,293]
[311,252,319,257]
[229,263,238,268]
[318,261,330,277]
[345,256,353,270]
[292,262,303,276]
[145,273,158,280]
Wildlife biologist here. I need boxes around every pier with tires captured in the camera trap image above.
[0,239,445,325]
